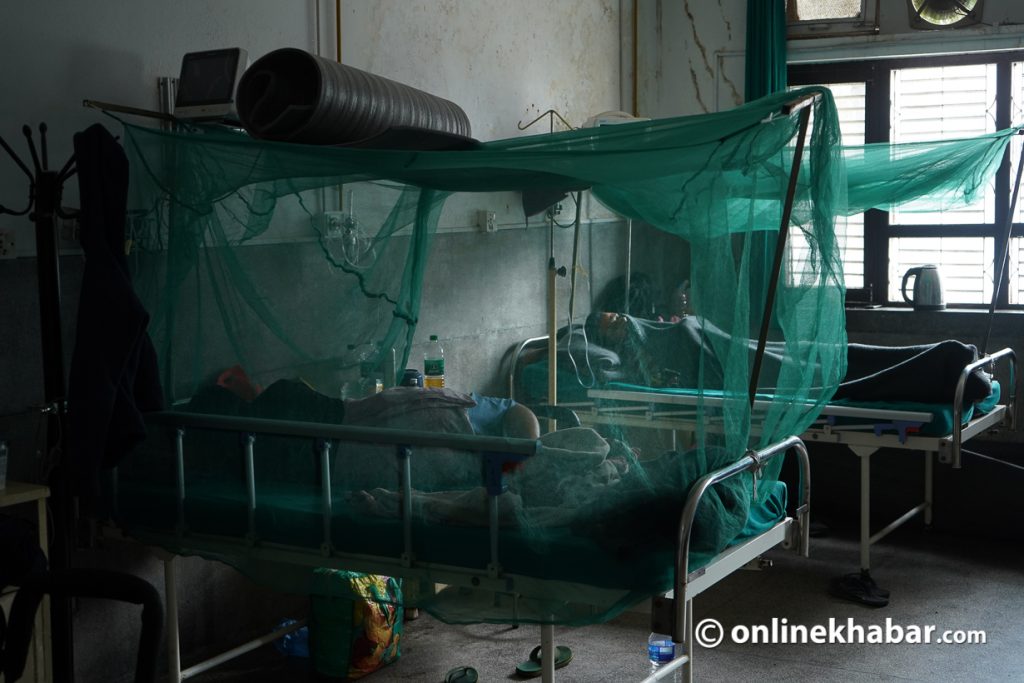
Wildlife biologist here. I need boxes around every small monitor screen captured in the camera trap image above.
[176,49,242,107]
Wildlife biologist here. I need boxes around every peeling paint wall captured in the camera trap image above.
[339,0,634,395]
[637,0,746,117]
[638,0,1024,117]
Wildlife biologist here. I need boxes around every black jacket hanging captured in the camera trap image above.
[68,123,163,507]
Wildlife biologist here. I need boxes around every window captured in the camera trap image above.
[791,50,1024,308]
[786,0,877,39]
[787,0,862,21]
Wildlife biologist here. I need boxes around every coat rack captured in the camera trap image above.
[0,122,79,682]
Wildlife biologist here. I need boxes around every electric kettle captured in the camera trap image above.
[901,265,945,310]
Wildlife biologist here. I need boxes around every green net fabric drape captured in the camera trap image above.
[841,127,1021,215]
[117,86,848,623]
[123,84,848,469]
[114,82,1018,624]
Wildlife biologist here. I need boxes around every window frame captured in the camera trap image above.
[786,0,877,40]
[790,49,1024,309]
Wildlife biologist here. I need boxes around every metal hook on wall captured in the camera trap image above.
[517,109,575,134]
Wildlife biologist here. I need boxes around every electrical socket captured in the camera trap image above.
[0,227,16,259]
[477,210,497,233]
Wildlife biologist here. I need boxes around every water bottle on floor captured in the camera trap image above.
[274,619,310,658]
[648,631,681,681]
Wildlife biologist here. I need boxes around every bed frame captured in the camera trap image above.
[113,412,810,683]
[511,342,1015,595]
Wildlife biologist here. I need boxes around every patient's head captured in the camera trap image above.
[585,311,631,348]
[594,272,657,319]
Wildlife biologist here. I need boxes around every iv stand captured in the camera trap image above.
[517,111,573,409]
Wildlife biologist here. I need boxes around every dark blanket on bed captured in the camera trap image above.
[181,379,346,484]
[528,316,993,407]
[623,318,991,405]
[834,340,991,405]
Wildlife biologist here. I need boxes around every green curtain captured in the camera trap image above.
[745,0,790,326]
[745,0,789,101]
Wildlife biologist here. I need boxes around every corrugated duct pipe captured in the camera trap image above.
[236,47,471,145]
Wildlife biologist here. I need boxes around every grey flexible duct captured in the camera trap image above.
[236,48,472,146]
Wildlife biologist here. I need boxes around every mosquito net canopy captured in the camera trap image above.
[109,83,1015,624]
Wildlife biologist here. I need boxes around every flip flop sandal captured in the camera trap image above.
[855,570,891,599]
[515,644,573,678]
[830,573,889,607]
[445,666,479,683]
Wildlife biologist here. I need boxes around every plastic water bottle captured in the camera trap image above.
[273,619,310,658]
[423,335,445,388]
[648,632,681,681]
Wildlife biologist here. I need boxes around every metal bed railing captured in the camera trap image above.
[951,347,1016,468]
[119,410,807,683]
[149,411,540,573]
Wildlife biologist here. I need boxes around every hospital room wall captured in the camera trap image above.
[635,0,1024,118]
[0,2,627,681]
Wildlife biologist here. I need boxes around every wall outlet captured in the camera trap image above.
[477,210,497,233]
[0,228,16,259]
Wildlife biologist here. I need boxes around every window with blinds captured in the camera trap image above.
[886,62,999,302]
[889,63,997,226]
[791,51,1024,309]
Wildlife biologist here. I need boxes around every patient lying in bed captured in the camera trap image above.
[345,425,758,556]
[180,378,539,488]
[343,388,758,556]
[522,312,993,406]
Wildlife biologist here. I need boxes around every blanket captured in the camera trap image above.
[349,427,753,558]
[836,340,991,404]
[523,316,993,406]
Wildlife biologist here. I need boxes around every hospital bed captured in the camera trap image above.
[508,334,1016,601]
[82,81,842,681]
[109,409,811,683]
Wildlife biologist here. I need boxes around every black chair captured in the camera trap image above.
[1,516,163,683]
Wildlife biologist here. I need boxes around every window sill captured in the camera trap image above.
[845,306,1024,316]
[844,306,1024,343]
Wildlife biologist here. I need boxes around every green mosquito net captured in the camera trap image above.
[110,83,1015,626]
[114,85,844,624]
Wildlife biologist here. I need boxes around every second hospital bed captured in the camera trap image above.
[507,320,1017,604]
